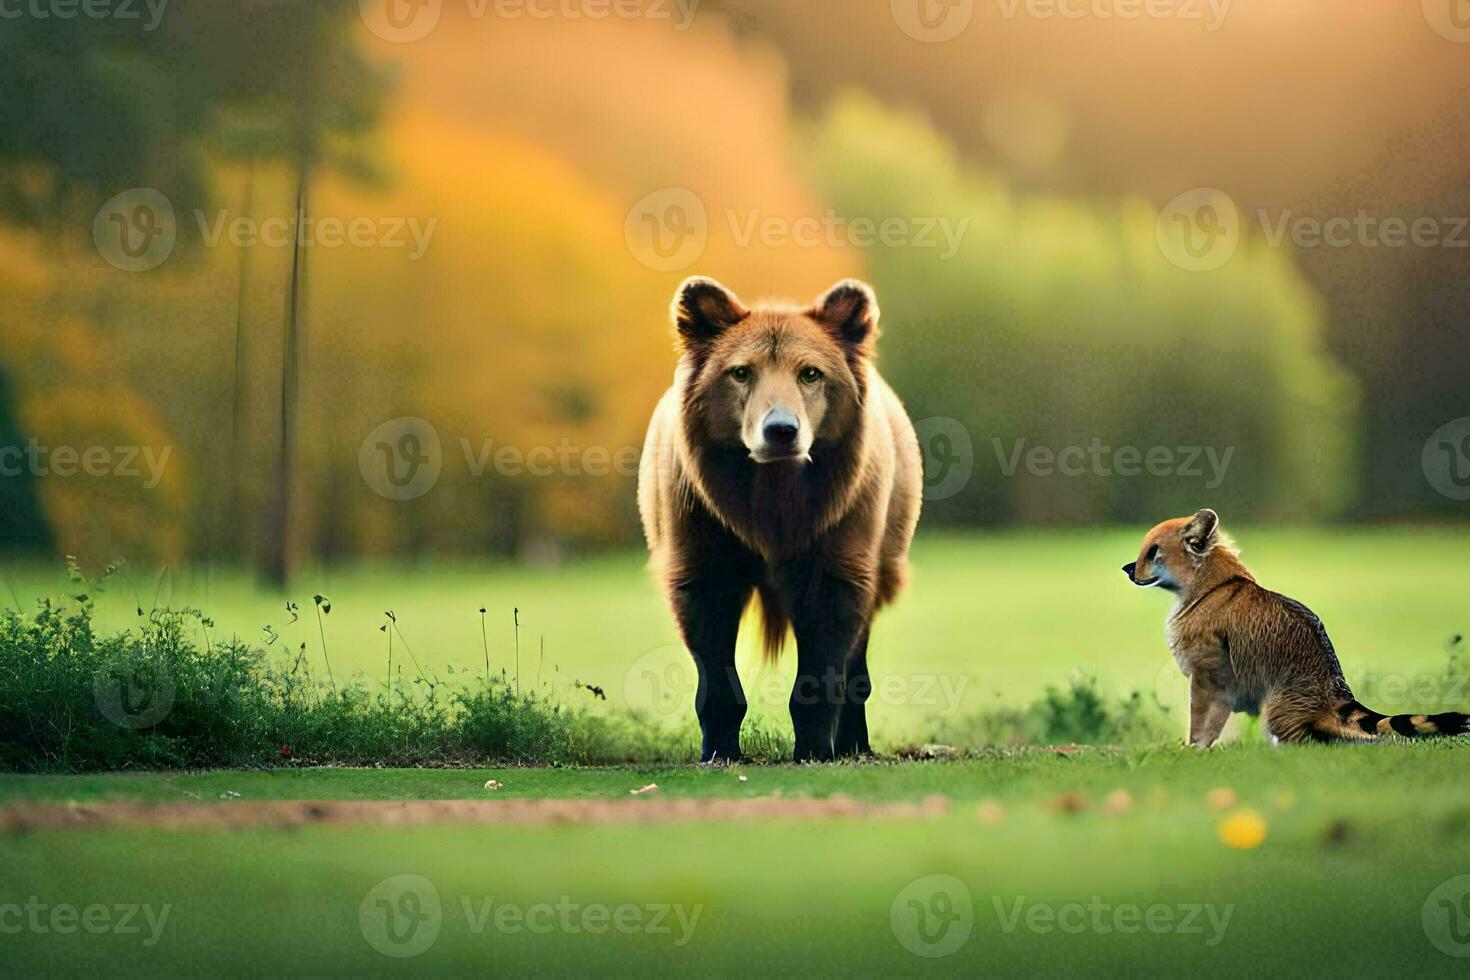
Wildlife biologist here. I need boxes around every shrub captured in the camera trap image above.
[801,92,1358,525]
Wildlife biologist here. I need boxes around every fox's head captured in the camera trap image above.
[1122,508,1242,595]
[672,276,875,464]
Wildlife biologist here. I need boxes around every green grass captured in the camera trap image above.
[6,526,1469,745]
[4,745,1470,975]
[4,528,1469,971]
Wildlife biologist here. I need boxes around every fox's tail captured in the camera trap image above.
[1315,700,1470,741]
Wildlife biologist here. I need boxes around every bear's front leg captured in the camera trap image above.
[671,573,751,764]
[784,562,869,762]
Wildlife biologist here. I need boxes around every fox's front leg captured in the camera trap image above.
[1188,674,1233,748]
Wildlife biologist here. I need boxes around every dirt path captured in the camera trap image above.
[0,794,953,831]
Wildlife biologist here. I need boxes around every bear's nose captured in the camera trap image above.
[1121,562,1137,579]
[762,409,799,446]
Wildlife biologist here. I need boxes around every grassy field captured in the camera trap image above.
[4,527,1470,974]
[6,526,1468,746]
[4,745,1470,974]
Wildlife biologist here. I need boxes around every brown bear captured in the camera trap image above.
[638,277,922,762]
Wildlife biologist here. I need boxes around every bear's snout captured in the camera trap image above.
[761,408,800,450]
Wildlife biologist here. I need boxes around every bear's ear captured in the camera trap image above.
[1181,508,1220,555]
[810,279,880,354]
[673,277,748,348]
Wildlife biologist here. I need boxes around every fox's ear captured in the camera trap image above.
[673,277,748,348]
[810,279,880,354]
[1181,508,1220,555]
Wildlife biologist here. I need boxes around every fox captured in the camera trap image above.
[1123,508,1469,746]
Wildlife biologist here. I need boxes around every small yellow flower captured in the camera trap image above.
[1218,808,1268,849]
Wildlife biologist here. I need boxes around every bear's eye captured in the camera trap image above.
[1147,544,1160,562]
[799,366,823,385]
[728,366,752,383]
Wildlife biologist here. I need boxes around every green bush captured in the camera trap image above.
[926,675,1170,749]
[0,570,699,772]
[802,92,1358,525]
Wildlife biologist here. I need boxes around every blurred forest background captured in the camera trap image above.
[1,0,1466,582]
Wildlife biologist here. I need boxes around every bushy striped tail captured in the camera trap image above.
[1325,700,1470,740]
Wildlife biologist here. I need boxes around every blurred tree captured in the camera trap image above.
[803,93,1357,525]
[0,2,388,580]
[0,368,51,554]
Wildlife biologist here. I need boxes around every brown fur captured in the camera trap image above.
[638,277,922,761]
[1125,509,1468,746]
